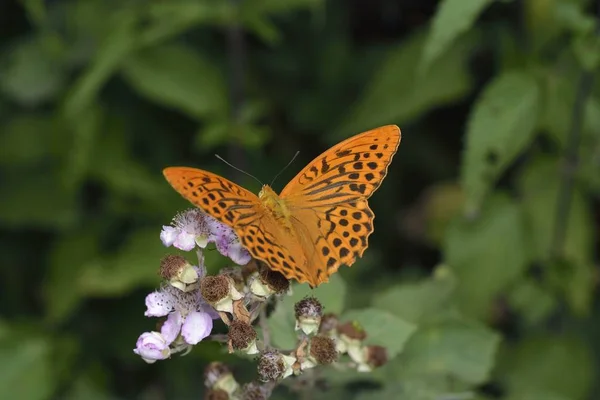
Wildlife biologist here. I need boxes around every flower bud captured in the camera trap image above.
[257,350,295,382]
[294,297,323,335]
[201,275,243,313]
[133,331,171,364]
[204,362,239,395]
[160,255,199,292]
[228,320,258,355]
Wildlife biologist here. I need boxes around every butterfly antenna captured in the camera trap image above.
[270,151,300,187]
[215,154,264,186]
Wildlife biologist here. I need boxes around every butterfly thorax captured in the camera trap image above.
[258,185,294,232]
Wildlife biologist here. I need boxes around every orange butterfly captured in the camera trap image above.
[163,125,401,287]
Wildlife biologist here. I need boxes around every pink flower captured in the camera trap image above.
[134,267,219,362]
[160,209,251,265]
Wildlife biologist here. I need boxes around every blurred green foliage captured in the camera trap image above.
[0,0,599,399]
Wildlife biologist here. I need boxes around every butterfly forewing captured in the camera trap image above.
[163,167,262,227]
[280,125,401,286]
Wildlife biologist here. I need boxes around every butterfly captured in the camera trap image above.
[163,125,401,287]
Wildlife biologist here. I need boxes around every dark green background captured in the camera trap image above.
[1,0,599,399]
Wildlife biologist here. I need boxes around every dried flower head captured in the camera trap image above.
[336,320,367,359]
[318,313,339,335]
[204,389,229,400]
[257,350,295,382]
[260,266,290,293]
[294,297,323,335]
[204,362,239,395]
[228,320,258,354]
[309,336,338,365]
[201,275,243,313]
[160,255,199,291]
[365,345,388,370]
[241,382,271,400]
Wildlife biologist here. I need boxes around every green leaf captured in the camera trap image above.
[517,157,595,314]
[121,43,227,119]
[0,114,64,167]
[334,29,473,137]
[572,31,600,71]
[355,381,475,400]
[0,37,66,106]
[63,11,138,119]
[89,124,166,201]
[0,334,55,400]
[445,195,531,318]
[341,308,417,358]
[0,168,79,230]
[504,392,573,400]
[497,335,593,400]
[506,279,557,325]
[44,231,100,324]
[77,228,164,296]
[401,319,500,385]
[420,0,494,71]
[372,265,458,324]
[555,1,597,36]
[461,70,540,212]
[268,274,347,349]
[242,0,322,14]
[139,2,235,47]
[62,105,103,188]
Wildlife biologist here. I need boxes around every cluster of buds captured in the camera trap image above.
[323,317,388,372]
[256,297,338,383]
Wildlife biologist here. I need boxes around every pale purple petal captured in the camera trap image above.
[174,231,196,251]
[160,226,179,247]
[199,301,221,320]
[181,311,213,344]
[134,332,171,363]
[161,311,183,344]
[145,291,174,317]
[227,241,251,265]
[216,235,251,265]
[205,215,226,236]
